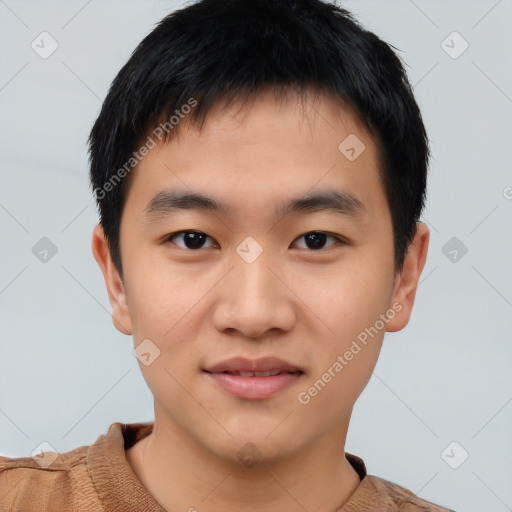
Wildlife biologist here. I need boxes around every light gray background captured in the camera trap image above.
[1,1,511,511]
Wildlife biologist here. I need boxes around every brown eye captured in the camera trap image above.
[166,231,216,250]
[292,232,342,250]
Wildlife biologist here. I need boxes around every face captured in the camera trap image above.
[93,87,428,465]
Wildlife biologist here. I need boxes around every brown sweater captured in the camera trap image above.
[0,422,455,511]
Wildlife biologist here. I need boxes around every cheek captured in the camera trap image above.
[292,254,393,343]
[124,255,218,370]
[124,256,188,342]
[293,262,389,413]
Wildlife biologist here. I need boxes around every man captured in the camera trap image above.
[0,1,455,510]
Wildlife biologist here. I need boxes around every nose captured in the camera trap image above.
[211,250,297,340]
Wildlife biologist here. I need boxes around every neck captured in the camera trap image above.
[126,414,361,512]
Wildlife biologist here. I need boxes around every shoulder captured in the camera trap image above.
[365,474,456,511]
[0,444,103,511]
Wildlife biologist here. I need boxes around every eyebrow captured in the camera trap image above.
[144,188,367,221]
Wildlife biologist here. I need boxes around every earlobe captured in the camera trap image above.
[91,224,133,335]
[386,222,430,333]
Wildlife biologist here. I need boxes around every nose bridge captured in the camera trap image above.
[233,239,280,309]
[212,241,296,338]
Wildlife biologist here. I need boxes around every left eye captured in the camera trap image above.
[164,231,342,251]
[291,231,341,250]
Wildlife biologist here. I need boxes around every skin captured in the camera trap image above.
[92,87,429,512]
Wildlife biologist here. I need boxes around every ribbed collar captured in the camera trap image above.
[88,421,385,511]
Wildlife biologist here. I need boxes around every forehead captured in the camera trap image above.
[174,87,376,160]
[123,88,387,225]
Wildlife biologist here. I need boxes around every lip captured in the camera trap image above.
[203,356,304,400]
[204,356,302,374]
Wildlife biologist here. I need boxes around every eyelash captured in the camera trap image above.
[163,230,347,251]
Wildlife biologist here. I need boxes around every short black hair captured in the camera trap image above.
[88,0,429,276]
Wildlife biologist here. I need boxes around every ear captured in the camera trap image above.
[91,224,132,335]
[386,222,430,332]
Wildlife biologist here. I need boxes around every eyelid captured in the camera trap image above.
[164,230,218,248]
[290,232,345,250]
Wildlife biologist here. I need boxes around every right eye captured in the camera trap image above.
[164,230,218,250]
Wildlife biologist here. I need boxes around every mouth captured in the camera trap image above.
[204,355,304,375]
[203,356,305,400]
[211,370,304,377]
